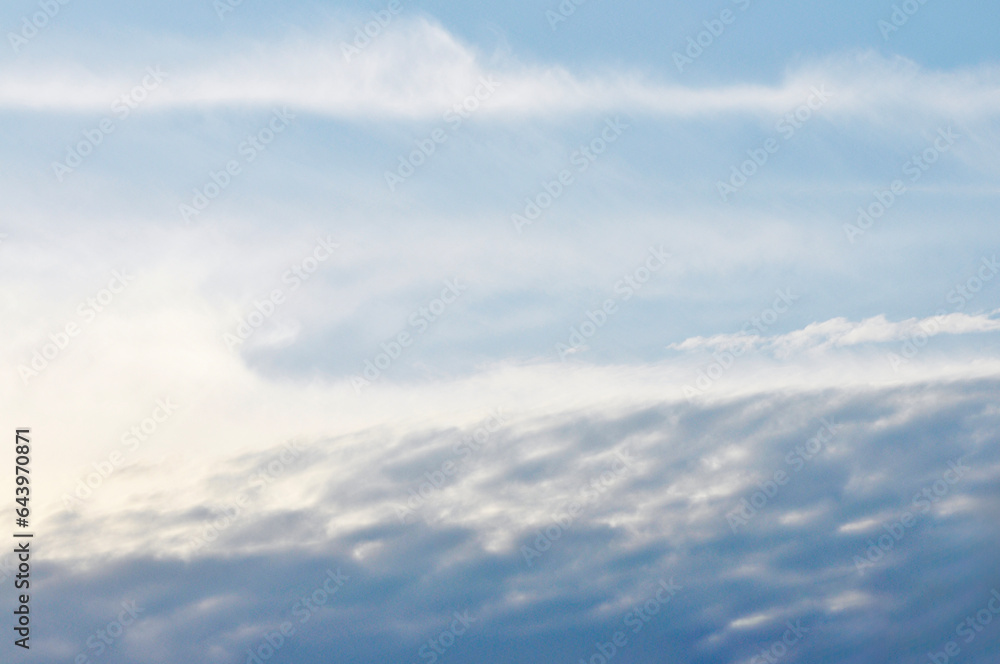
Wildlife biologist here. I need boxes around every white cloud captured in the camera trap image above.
[669,311,1000,355]
[2,20,1000,123]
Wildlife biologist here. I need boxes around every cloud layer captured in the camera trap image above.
[16,374,1000,664]
[1,8,999,664]
[2,20,1000,124]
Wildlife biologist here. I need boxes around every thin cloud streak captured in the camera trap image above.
[1,21,1000,122]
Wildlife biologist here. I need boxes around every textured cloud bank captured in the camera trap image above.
[11,317,1000,662]
[18,373,1000,664]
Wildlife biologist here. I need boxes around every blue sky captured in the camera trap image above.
[1,1,999,663]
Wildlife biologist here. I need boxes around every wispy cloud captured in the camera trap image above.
[3,21,1000,124]
[670,311,1000,355]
